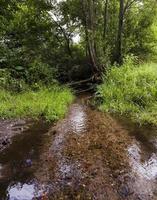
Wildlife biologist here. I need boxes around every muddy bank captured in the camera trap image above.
[0,119,29,152]
[1,95,157,199]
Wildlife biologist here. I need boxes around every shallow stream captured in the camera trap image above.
[1,95,157,199]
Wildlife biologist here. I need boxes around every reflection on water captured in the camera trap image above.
[51,101,86,189]
[52,103,87,154]
[128,143,157,198]
[128,144,157,180]
[7,182,43,200]
[69,104,87,134]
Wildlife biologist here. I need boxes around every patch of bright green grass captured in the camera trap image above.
[97,61,157,125]
[0,85,74,121]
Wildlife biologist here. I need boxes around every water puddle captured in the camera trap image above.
[7,181,44,200]
[128,144,157,180]
[0,120,50,199]
[68,103,87,134]
[126,144,157,198]
[114,118,157,199]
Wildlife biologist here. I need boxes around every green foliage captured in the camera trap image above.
[97,59,157,125]
[0,0,157,83]
[26,59,57,85]
[123,0,157,59]
[0,86,74,121]
[0,68,28,92]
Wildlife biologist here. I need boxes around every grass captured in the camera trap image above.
[0,85,74,121]
[97,60,157,125]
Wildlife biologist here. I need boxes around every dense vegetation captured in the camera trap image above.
[0,0,157,122]
[1,0,157,82]
[97,59,157,125]
[0,86,73,121]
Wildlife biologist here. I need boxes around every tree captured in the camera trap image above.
[0,0,157,84]
[114,0,139,64]
[81,0,99,75]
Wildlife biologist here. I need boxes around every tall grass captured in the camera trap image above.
[97,60,157,125]
[0,85,74,121]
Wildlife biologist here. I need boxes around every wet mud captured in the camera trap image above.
[1,94,157,199]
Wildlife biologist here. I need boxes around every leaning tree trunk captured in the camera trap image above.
[82,0,100,76]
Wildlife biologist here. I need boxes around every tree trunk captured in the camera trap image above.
[103,0,109,54]
[115,0,124,64]
[103,0,108,40]
[82,0,100,76]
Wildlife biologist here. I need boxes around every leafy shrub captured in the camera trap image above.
[0,69,28,92]
[26,59,57,85]
[0,58,57,92]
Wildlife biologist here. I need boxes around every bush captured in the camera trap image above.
[0,69,28,92]
[0,59,58,92]
[26,59,57,85]
[97,59,157,125]
[0,85,74,121]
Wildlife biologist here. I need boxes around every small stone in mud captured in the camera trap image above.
[137,194,147,200]
[52,130,57,135]
[1,138,10,146]
[67,182,72,186]
[25,159,32,167]
[90,170,97,177]
[118,185,129,197]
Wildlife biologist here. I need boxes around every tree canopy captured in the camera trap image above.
[0,0,157,85]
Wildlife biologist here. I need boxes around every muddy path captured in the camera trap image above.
[1,94,157,199]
